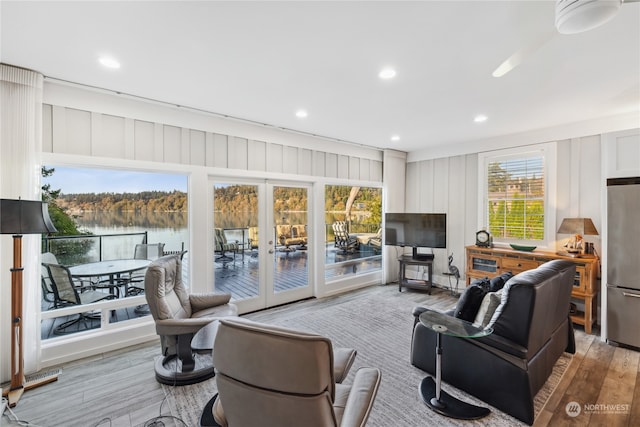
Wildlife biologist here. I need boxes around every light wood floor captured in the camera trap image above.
[2,283,639,426]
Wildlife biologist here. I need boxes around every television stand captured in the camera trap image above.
[398,255,433,294]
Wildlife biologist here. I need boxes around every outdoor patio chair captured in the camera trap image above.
[215,228,239,264]
[332,221,358,254]
[248,226,259,256]
[41,252,93,309]
[369,228,382,252]
[41,252,59,306]
[124,242,165,297]
[43,263,117,335]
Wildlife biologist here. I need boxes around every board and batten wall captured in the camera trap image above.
[41,105,383,181]
[405,135,607,297]
[405,153,478,288]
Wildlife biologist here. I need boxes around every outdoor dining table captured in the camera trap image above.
[69,258,152,297]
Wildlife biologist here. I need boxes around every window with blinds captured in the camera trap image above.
[486,154,545,241]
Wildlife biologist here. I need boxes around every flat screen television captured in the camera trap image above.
[384,213,447,258]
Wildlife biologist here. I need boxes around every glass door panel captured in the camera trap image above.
[213,183,260,301]
[212,180,312,310]
[269,185,311,305]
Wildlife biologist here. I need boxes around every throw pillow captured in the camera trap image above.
[453,284,487,322]
[486,281,513,329]
[473,290,503,327]
[470,277,491,291]
[489,272,513,292]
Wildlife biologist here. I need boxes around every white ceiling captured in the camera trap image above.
[2,1,639,154]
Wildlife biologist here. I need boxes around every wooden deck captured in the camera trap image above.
[214,244,382,299]
[40,244,382,339]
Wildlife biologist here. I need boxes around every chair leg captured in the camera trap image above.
[177,333,196,372]
[53,314,85,335]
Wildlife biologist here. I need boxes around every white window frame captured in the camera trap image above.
[477,142,557,250]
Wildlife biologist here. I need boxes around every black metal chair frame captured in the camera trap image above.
[44,263,117,335]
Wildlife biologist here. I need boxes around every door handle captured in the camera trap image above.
[623,292,640,298]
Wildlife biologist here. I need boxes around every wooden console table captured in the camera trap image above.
[398,255,433,294]
[465,246,600,333]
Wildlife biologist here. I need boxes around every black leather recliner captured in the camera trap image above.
[410,260,577,425]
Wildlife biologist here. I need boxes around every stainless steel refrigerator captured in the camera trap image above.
[607,177,640,348]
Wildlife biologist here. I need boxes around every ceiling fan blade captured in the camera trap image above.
[492,31,556,77]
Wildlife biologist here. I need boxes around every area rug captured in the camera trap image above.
[163,294,572,426]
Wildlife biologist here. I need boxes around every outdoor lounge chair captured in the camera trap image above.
[277,224,307,251]
[369,228,382,252]
[332,221,358,254]
[247,226,259,257]
[215,228,240,264]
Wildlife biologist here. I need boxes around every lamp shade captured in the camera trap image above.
[0,199,57,235]
[557,217,599,235]
[555,0,622,35]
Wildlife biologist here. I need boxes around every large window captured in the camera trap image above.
[40,165,188,339]
[478,143,556,248]
[324,185,382,281]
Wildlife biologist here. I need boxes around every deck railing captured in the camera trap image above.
[43,232,148,266]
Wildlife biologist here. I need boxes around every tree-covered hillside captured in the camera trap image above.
[57,191,187,213]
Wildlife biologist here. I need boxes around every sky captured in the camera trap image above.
[43,166,188,194]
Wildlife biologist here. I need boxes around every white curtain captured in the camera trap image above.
[0,64,45,381]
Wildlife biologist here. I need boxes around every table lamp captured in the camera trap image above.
[557,217,599,253]
[0,198,57,407]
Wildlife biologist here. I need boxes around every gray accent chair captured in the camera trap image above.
[203,317,381,427]
[145,254,238,385]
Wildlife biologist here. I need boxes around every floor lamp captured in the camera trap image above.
[0,198,57,407]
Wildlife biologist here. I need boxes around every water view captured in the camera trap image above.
[74,210,188,257]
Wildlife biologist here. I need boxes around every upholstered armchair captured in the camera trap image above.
[145,254,238,385]
[203,318,381,427]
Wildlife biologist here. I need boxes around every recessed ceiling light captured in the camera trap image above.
[295,109,308,118]
[98,56,121,69]
[474,115,488,123]
[391,135,400,142]
[379,68,397,80]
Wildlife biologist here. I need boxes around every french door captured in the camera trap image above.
[212,179,312,312]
